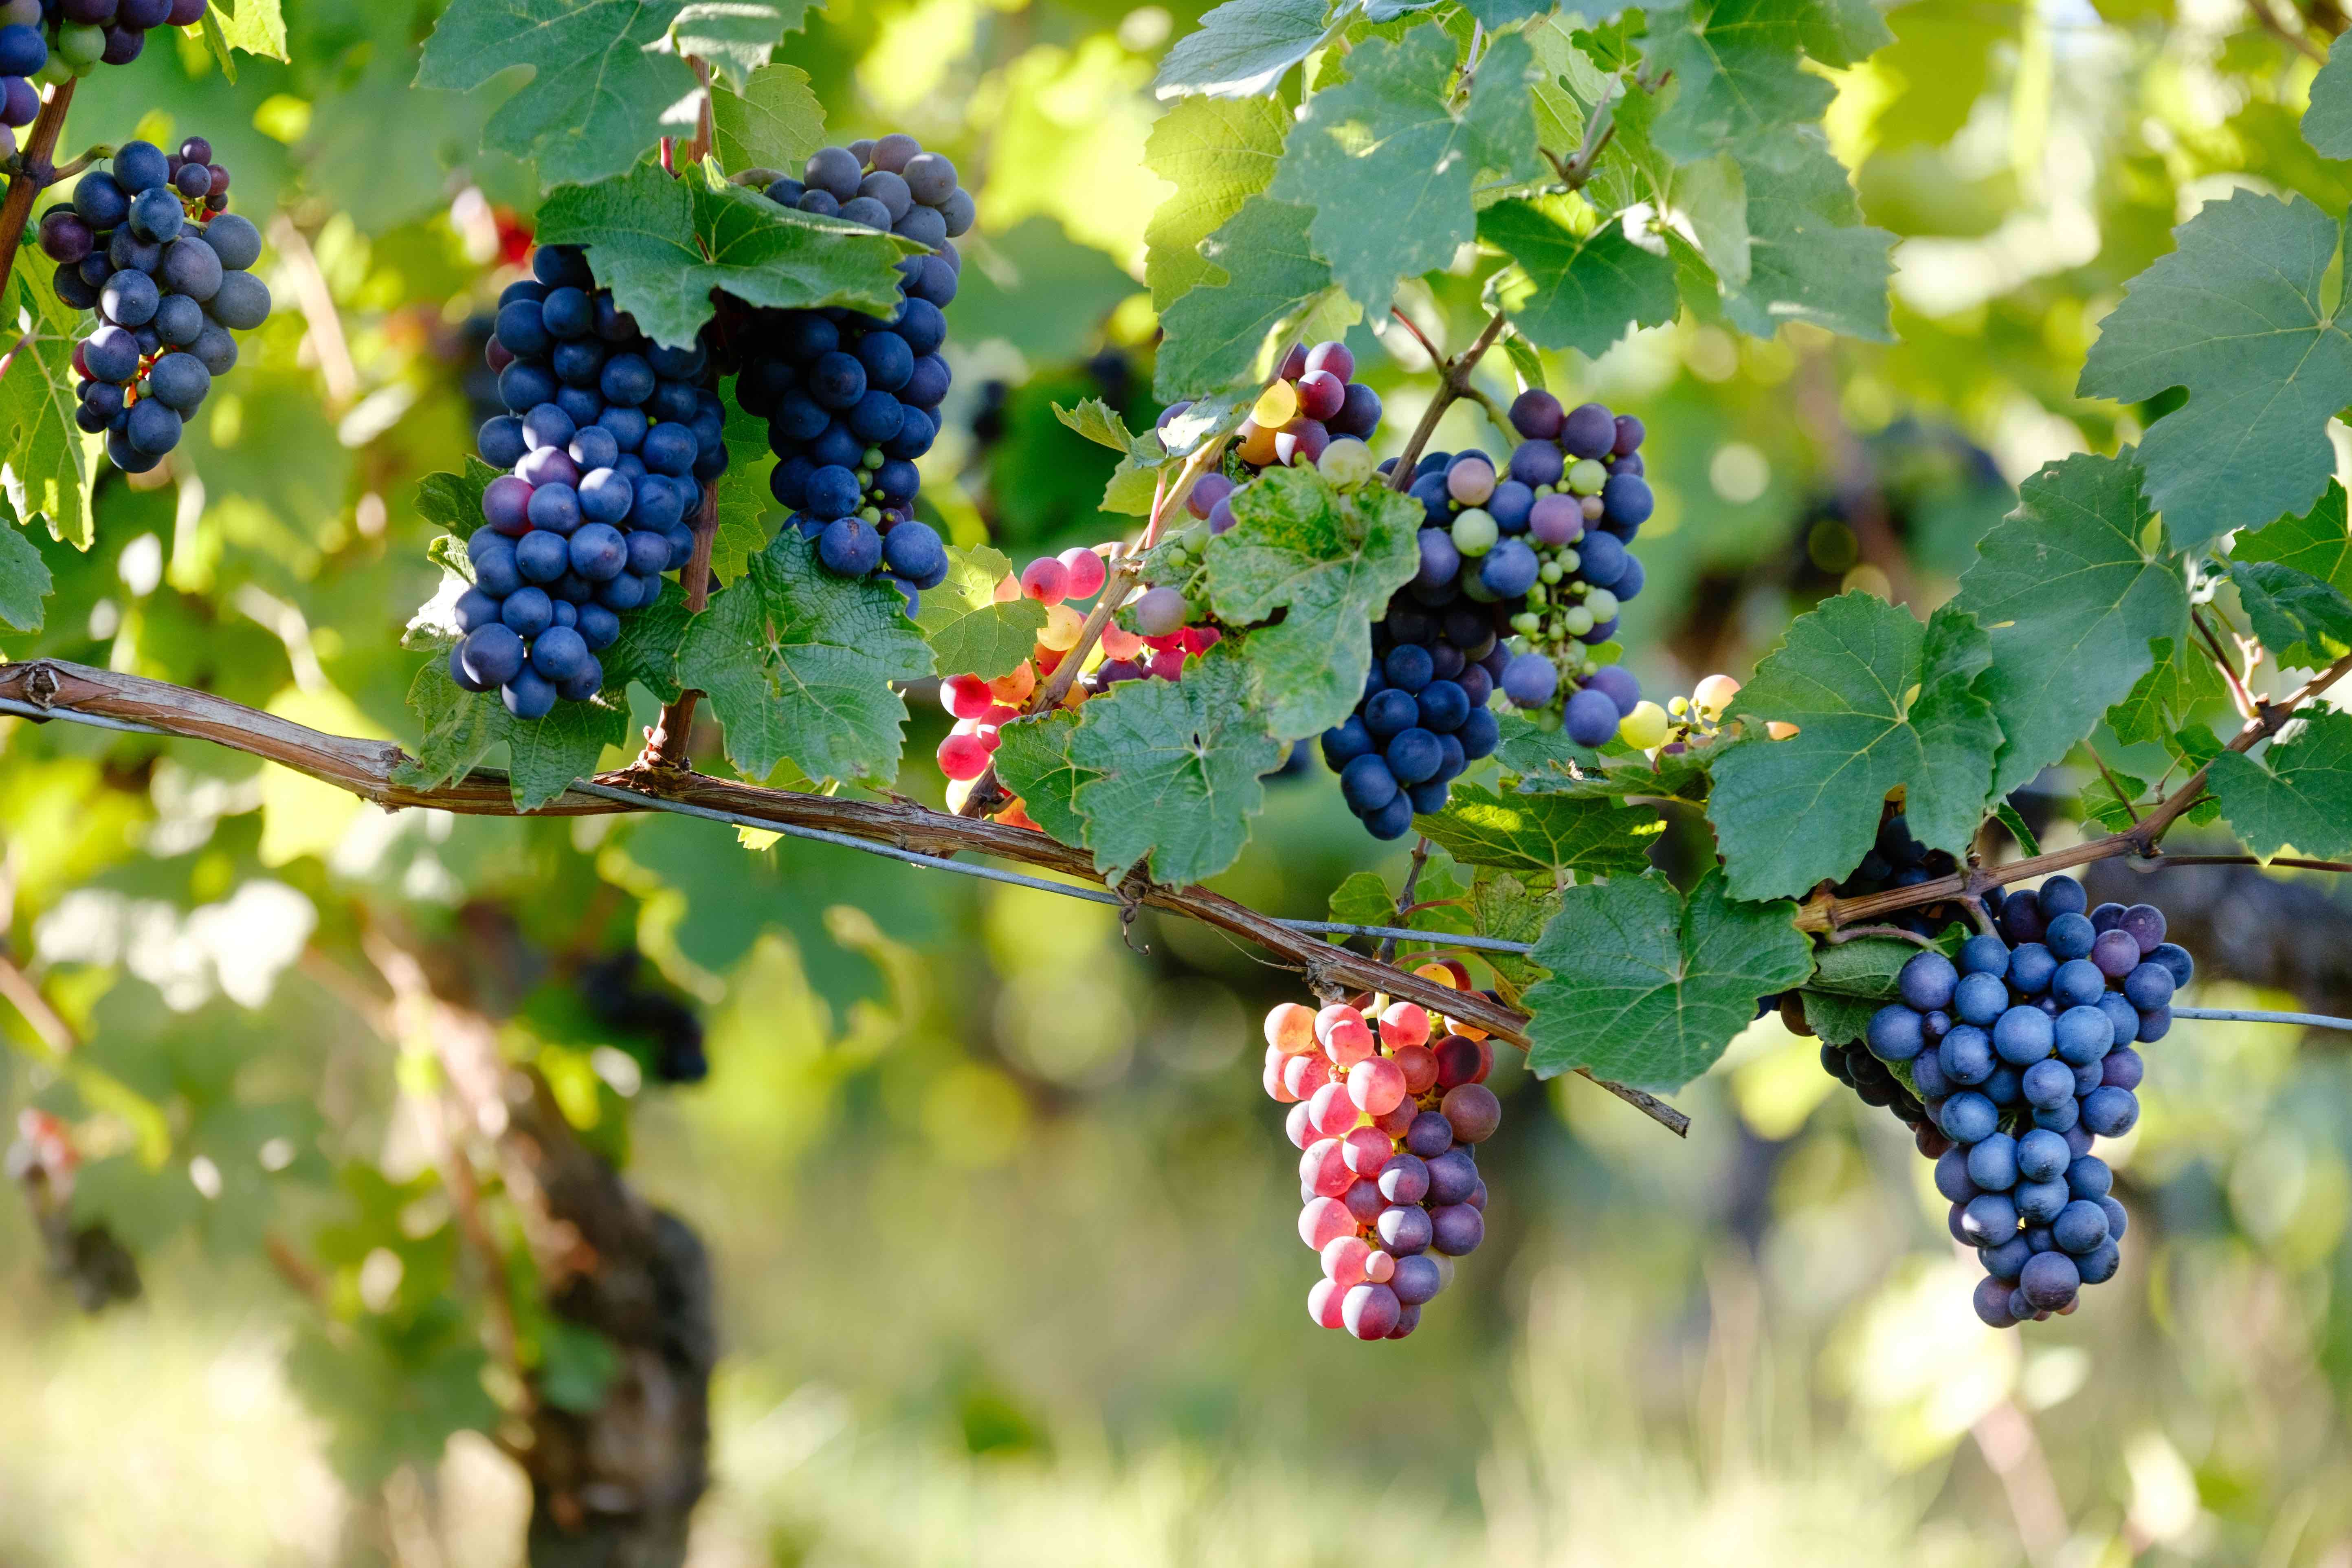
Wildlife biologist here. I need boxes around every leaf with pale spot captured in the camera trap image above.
[1144,94,1289,309]
[675,529,934,785]
[2208,710,2352,861]
[915,545,1048,681]
[1154,0,1344,99]
[1204,464,1422,737]
[1708,594,2000,901]
[1413,783,1662,883]
[1481,201,1679,358]
[1524,868,1812,1091]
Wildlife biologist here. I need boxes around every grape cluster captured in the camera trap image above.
[455,244,726,718]
[1842,874,2185,1327]
[1263,963,1499,1341]
[1158,339,1382,498]
[1319,587,1505,839]
[736,133,964,597]
[0,0,203,151]
[1831,811,1977,937]
[580,950,706,1084]
[39,139,267,473]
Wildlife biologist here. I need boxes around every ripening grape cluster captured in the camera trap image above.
[0,0,202,155]
[1158,339,1383,501]
[455,244,726,718]
[38,139,268,473]
[1263,965,1500,1341]
[1835,873,2185,1327]
[738,133,964,596]
[1832,811,1976,937]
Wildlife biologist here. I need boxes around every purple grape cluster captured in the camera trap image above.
[737,133,963,598]
[1834,811,1974,937]
[1318,594,1505,838]
[1845,874,2187,1327]
[38,138,267,473]
[0,0,206,159]
[453,244,726,718]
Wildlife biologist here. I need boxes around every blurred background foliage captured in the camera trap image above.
[9,0,2352,1561]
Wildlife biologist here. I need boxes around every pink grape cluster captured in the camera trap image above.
[1262,974,1499,1341]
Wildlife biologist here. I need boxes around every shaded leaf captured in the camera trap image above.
[992,709,1092,847]
[0,523,53,632]
[2233,482,2352,666]
[2227,560,2352,666]
[2304,28,2352,157]
[397,657,630,811]
[915,545,1049,681]
[1721,132,1893,343]
[1154,196,1344,400]
[1413,783,1662,882]
[1480,202,1679,357]
[2207,709,2352,860]
[1154,0,1344,99]
[710,63,826,174]
[2106,636,2225,748]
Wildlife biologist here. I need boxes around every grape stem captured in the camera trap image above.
[2192,604,2258,720]
[2084,743,2139,826]
[1822,922,1941,950]
[1372,836,1433,966]
[1385,310,1509,491]
[41,143,111,183]
[639,484,721,769]
[0,655,1692,1137]
[0,79,81,315]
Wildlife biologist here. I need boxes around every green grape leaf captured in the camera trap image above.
[1068,644,1285,884]
[1204,465,1423,736]
[1800,990,1877,1047]
[993,709,1092,847]
[1413,783,1663,882]
[1049,395,1171,513]
[1468,871,1560,990]
[2303,30,2352,157]
[0,523,52,632]
[0,279,99,550]
[664,0,810,90]
[1268,29,1541,316]
[1327,869,1402,929]
[676,529,934,785]
[1154,196,1344,400]
[1993,799,2041,858]
[415,459,503,543]
[600,578,692,702]
[712,389,775,581]
[1523,867,1812,1091]
[1707,594,2000,901]
[1480,200,1680,357]
[287,1311,499,1493]
[2233,482,2352,667]
[1154,0,1344,99]
[208,0,288,63]
[1644,0,1836,164]
[710,63,826,174]
[1718,133,1893,342]
[1459,0,1553,24]
[2207,710,2352,860]
[1053,398,1145,454]
[2106,636,2225,748]
[1144,95,1290,310]
[1805,935,1921,999]
[2227,560,2352,667]
[397,657,631,811]
[417,0,699,188]
[2077,191,2352,549]
[1319,860,1473,943]
[2082,763,2149,833]
[536,163,910,349]
[914,545,1049,680]
[1952,450,2188,796]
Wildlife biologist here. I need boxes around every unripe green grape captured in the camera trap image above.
[862,448,884,468]
[1556,547,1579,573]
[1526,583,1548,607]
[1452,508,1499,556]
[1459,572,1500,603]
[1510,611,1540,636]
[1585,587,1620,621]
[1567,457,1607,495]
[859,505,881,522]
[1318,437,1374,486]
[1562,605,1595,636]
[1178,523,1209,552]
[1620,701,1671,750]
[1538,559,1563,584]
[56,24,105,68]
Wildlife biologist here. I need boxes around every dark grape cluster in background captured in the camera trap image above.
[580,950,707,1085]
[1833,811,1976,936]
[455,244,726,719]
[1830,872,2185,1328]
[736,132,961,602]
[39,137,268,473]
[0,0,206,158]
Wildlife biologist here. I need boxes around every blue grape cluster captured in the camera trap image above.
[37,138,268,472]
[453,244,726,719]
[736,133,962,600]
[0,0,204,147]
[1850,874,2185,1327]
[1833,812,1973,937]
[1319,594,1505,839]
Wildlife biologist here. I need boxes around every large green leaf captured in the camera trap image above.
[1952,450,2189,796]
[1268,29,1542,315]
[1707,594,1999,901]
[993,709,1092,847]
[1143,95,1289,310]
[2105,636,2225,749]
[675,530,935,785]
[710,63,826,174]
[1523,868,1812,1092]
[2207,710,2352,860]
[535,163,910,348]
[2077,191,2352,550]
[1154,196,1343,399]
[1154,0,1342,99]
[417,0,699,188]
[0,523,52,633]
[1480,201,1680,358]
[2226,560,2352,668]
[1412,783,1662,881]
[1720,133,1894,343]
[664,0,814,90]
[914,545,1048,681]
[0,277,99,550]
[397,658,632,811]
[1068,645,1286,884]
[2304,29,2352,157]
[2234,481,2352,667]
[1644,0,1866,165]
[1204,465,1422,736]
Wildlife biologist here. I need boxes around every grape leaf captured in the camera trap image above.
[1952,450,2189,797]
[664,0,810,90]
[711,63,826,174]
[1458,0,1553,24]
[1467,872,1559,991]
[1523,867,1812,1091]
[1050,397,1169,514]
[2077,191,2352,549]
[415,459,503,543]
[600,579,691,702]
[2082,763,2149,833]
[1268,29,1542,316]
[0,523,51,632]
[1504,734,1715,804]
[2106,636,2225,748]
[2234,481,2352,667]
[1154,0,1345,99]
[1805,935,1922,999]
[992,709,1092,847]
[1720,134,1894,343]
[2207,710,2352,860]
[1154,196,1343,400]
[536,163,910,349]
[1204,465,1422,736]
[1800,991,1876,1046]
[1707,594,2000,901]
[1413,783,1663,881]
[675,529,935,785]
[712,388,774,581]
[2304,29,2352,157]
[1320,865,1476,946]
[914,545,1049,680]
[0,279,99,550]
[2227,560,2352,667]
[398,657,631,811]
[1068,644,1286,885]
[1644,0,1837,165]
[417,0,700,188]
[1480,201,1679,357]
[206,0,288,69]
[1144,95,1290,310]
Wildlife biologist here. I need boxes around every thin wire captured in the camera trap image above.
[2172,1006,2352,1033]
